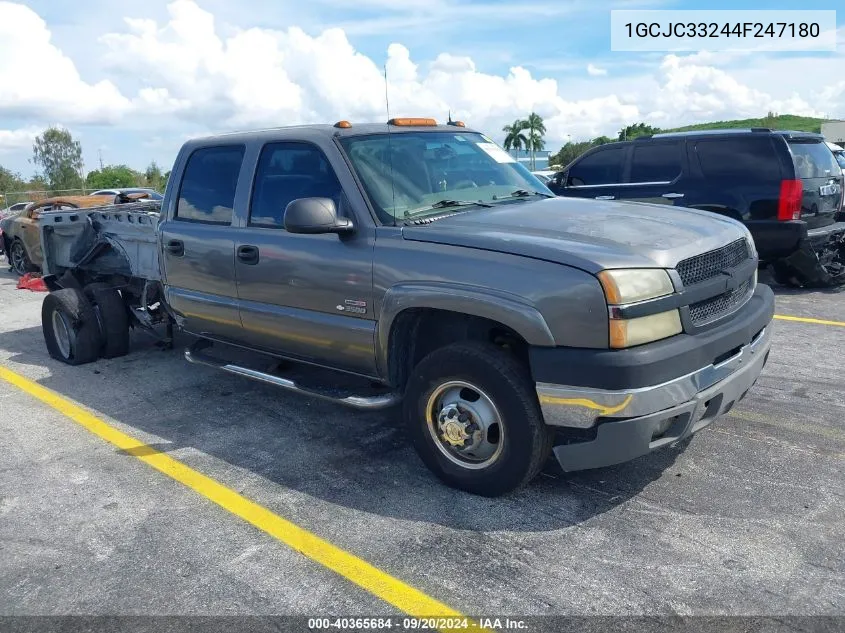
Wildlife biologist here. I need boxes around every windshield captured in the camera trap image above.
[339,131,552,223]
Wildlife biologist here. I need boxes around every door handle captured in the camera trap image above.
[594,195,615,200]
[166,239,184,256]
[237,245,260,265]
[662,192,684,199]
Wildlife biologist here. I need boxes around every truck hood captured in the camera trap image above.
[400,197,749,273]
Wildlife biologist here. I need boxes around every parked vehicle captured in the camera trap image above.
[531,170,556,184]
[1,201,30,216]
[37,119,774,496]
[0,202,31,256]
[827,141,845,174]
[89,187,164,201]
[1,193,158,275]
[547,129,845,288]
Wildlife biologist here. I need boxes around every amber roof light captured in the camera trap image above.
[334,120,352,128]
[388,118,437,126]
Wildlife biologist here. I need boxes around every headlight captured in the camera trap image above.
[609,310,682,348]
[598,268,682,348]
[597,269,675,304]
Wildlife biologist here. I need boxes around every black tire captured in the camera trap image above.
[8,239,33,276]
[41,288,103,365]
[84,282,130,359]
[771,261,808,288]
[403,341,554,497]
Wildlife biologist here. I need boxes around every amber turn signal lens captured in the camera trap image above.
[597,270,622,304]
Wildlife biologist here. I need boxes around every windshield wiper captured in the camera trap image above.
[404,199,493,218]
[495,189,555,200]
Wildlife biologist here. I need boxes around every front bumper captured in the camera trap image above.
[533,285,775,472]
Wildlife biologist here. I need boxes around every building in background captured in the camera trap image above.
[821,120,845,147]
[509,150,551,170]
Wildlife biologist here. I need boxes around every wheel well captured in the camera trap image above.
[387,308,530,390]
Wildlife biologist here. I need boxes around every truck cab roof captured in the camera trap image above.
[186,122,482,147]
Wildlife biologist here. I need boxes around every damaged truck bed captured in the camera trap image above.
[39,200,175,346]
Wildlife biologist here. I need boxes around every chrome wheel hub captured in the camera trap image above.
[437,403,482,448]
[426,381,504,470]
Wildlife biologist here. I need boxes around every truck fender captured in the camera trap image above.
[375,282,555,377]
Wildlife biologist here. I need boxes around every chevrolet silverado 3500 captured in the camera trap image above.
[36,119,775,496]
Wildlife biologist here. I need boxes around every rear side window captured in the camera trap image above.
[788,141,840,179]
[695,138,780,181]
[176,145,245,224]
[249,142,342,228]
[567,146,626,186]
[630,142,683,183]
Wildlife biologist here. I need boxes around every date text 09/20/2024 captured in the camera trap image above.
[307,617,528,630]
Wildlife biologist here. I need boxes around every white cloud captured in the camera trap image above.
[1,0,844,164]
[0,126,40,154]
[92,0,645,138]
[587,63,607,76]
[0,1,131,124]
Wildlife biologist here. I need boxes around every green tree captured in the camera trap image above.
[0,166,25,193]
[525,113,546,171]
[32,126,84,192]
[502,120,528,162]
[85,165,140,189]
[0,166,26,208]
[551,141,596,168]
[144,161,165,192]
[617,122,661,141]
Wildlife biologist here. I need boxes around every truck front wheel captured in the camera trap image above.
[41,288,103,366]
[403,341,553,497]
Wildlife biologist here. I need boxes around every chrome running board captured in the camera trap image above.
[184,340,401,411]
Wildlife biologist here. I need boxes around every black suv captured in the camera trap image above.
[547,129,845,287]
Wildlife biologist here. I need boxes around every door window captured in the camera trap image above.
[630,142,683,183]
[176,145,245,224]
[695,138,780,181]
[567,147,626,186]
[249,143,343,228]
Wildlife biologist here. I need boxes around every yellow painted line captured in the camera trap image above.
[0,365,490,632]
[774,314,845,327]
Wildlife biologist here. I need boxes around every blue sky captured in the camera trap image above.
[1,0,843,180]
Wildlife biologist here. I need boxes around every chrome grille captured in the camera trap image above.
[689,279,753,326]
[677,239,750,287]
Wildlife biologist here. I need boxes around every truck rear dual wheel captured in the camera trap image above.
[403,341,554,497]
[83,283,130,359]
[42,289,102,366]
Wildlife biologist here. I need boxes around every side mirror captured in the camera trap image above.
[284,197,353,235]
[558,171,569,188]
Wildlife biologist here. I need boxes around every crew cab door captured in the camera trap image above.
[551,144,629,200]
[234,140,377,376]
[609,139,689,207]
[159,144,246,341]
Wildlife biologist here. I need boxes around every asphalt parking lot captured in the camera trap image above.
[1,261,843,622]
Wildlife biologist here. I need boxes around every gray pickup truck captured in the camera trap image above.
[36,119,775,496]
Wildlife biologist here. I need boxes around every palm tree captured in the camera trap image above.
[525,112,546,170]
[502,120,528,162]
